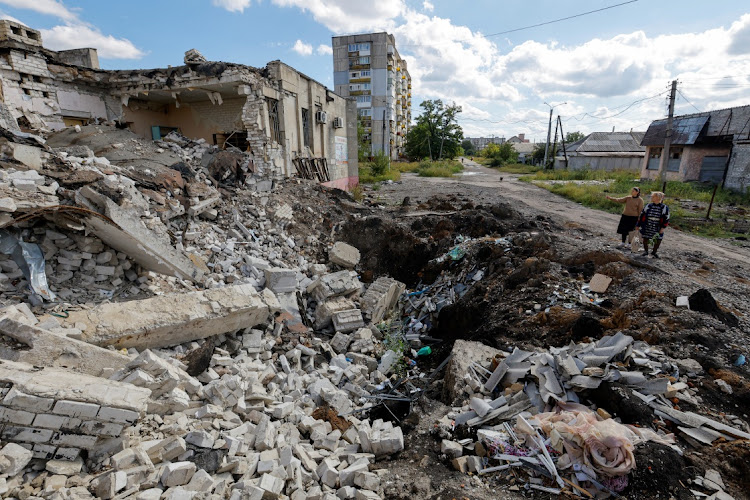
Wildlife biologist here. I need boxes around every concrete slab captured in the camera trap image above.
[62,284,270,349]
[0,307,129,377]
[76,186,204,283]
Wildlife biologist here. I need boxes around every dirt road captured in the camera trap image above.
[374,158,750,278]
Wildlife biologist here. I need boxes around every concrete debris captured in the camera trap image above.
[62,284,270,349]
[329,241,361,269]
[588,273,612,293]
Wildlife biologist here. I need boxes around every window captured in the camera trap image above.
[360,70,371,77]
[358,56,370,65]
[267,98,280,143]
[358,109,372,117]
[348,43,370,52]
[362,83,371,90]
[301,108,311,149]
[10,26,21,36]
[350,72,358,78]
[356,96,371,103]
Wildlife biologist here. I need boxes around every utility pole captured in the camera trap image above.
[543,101,566,169]
[656,80,677,189]
[543,107,553,169]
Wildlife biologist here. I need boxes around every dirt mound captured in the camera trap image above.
[689,288,739,327]
[627,442,693,499]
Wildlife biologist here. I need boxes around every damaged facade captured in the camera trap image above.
[0,20,358,189]
[640,104,750,190]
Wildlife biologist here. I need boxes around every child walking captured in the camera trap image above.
[636,191,670,258]
[606,187,644,249]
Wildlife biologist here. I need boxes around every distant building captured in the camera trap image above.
[555,131,646,171]
[641,105,750,191]
[332,33,411,159]
[467,136,505,151]
[512,142,537,164]
[507,133,530,143]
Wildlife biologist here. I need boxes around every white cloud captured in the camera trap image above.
[0,0,77,22]
[211,0,252,13]
[292,39,313,56]
[422,1,434,12]
[41,25,145,59]
[0,11,23,24]
[272,0,405,33]
[317,44,333,56]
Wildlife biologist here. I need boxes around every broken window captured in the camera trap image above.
[267,98,280,144]
[214,132,249,151]
[301,108,312,150]
[10,26,20,36]
[26,31,39,41]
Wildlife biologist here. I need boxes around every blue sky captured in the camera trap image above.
[2,0,750,141]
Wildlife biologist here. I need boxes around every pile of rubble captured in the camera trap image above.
[0,122,423,499]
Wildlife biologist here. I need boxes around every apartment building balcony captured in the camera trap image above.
[350,90,371,96]
[349,63,371,70]
[349,77,371,83]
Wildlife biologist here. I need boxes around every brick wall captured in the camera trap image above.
[9,51,50,77]
[0,360,150,460]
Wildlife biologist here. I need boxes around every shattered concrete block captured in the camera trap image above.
[444,340,501,403]
[354,491,381,500]
[313,271,362,301]
[361,277,405,324]
[332,309,365,334]
[258,473,284,498]
[45,457,83,475]
[314,297,356,329]
[353,471,379,491]
[0,308,130,377]
[440,439,463,458]
[76,186,204,282]
[329,242,360,269]
[316,458,340,488]
[330,332,352,354]
[185,430,215,448]
[0,442,33,476]
[264,267,297,294]
[63,284,270,350]
[91,471,127,499]
[145,436,187,464]
[161,461,197,488]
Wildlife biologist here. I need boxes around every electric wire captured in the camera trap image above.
[677,89,702,113]
[400,0,639,47]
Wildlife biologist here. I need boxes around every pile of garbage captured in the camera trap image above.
[434,332,750,498]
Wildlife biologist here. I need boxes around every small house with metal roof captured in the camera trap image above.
[554,131,646,170]
[640,105,750,190]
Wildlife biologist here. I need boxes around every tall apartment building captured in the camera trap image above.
[332,32,411,159]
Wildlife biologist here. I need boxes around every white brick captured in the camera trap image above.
[0,406,35,425]
[52,400,100,418]
[50,432,98,449]
[2,388,54,412]
[2,425,54,443]
[32,413,67,430]
[161,462,196,487]
[0,442,33,476]
[79,420,124,437]
[97,406,139,424]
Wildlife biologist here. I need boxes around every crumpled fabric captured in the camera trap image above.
[518,402,674,477]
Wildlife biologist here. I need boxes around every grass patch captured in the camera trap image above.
[520,168,750,239]
[416,159,464,177]
[358,163,401,183]
[392,161,421,173]
[494,163,542,175]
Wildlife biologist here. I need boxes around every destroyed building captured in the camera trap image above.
[0,20,358,189]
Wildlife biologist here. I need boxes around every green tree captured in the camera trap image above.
[461,139,475,156]
[357,117,371,162]
[531,143,546,165]
[565,131,585,144]
[482,142,518,167]
[405,100,463,161]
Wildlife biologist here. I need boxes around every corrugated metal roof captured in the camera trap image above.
[511,142,537,153]
[572,132,646,153]
[641,115,709,146]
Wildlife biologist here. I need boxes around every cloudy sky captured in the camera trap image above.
[2,0,750,141]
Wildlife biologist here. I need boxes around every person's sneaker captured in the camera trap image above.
[651,252,659,259]
[641,250,649,257]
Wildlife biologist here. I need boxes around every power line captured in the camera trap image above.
[400,0,639,47]
[677,89,702,113]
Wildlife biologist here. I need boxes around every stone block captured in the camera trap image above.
[316,458,340,488]
[0,407,35,426]
[440,440,463,458]
[314,297,355,329]
[258,473,284,498]
[330,332,352,353]
[353,471,379,491]
[161,461,196,488]
[361,277,405,324]
[312,271,362,301]
[53,400,100,418]
[146,436,187,463]
[264,268,297,294]
[0,442,33,476]
[45,457,83,475]
[329,242,360,269]
[185,430,214,448]
[332,309,365,334]
[91,470,127,499]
